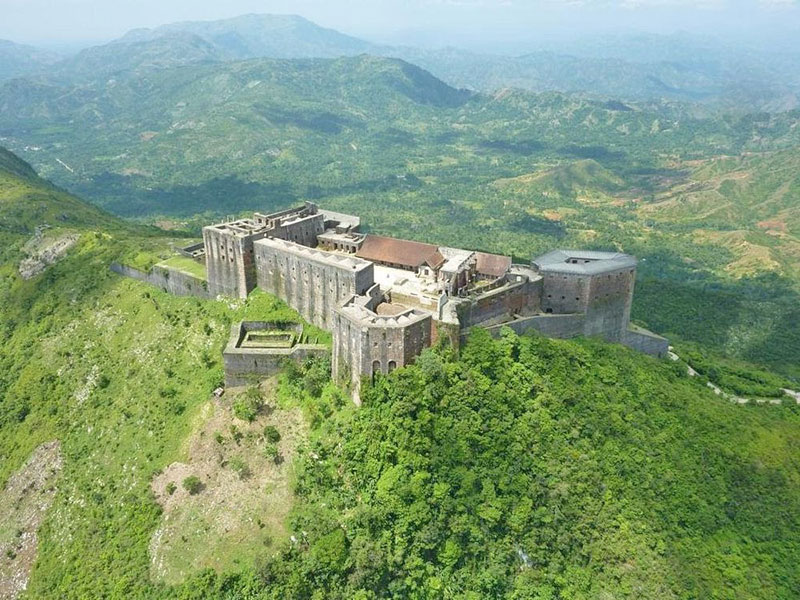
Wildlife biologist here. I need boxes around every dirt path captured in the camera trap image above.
[668,349,798,406]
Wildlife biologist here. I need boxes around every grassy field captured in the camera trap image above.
[159,255,208,280]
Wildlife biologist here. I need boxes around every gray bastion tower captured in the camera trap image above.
[196,203,667,400]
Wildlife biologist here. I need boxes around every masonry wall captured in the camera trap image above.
[456,276,542,328]
[540,272,590,315]
[479,313,586,341]
[203,228,260,298]
[254,241,374,330]
[269,213,325,247]
[224,345,329,387]
[110,263,210,299]
[541,267,635,342]
[623,328,669,358]
[332,310,432,403]
[584,267,635,342]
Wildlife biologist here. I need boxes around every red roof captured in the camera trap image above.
[475,252,512,278]
[356,235,444,269]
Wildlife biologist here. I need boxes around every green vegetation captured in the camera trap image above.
[2,54,799,375]
[159,256,207,280]
[2,34,800,595]
[233,386,264,422]
[156,329,800,599]
[181,476,203,495]
[263,425,281,443]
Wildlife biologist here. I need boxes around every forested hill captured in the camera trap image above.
[1,148,799,598]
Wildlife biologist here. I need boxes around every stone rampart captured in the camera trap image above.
[254,238,374,330]
[222,322,329,387]
[110,263,210,299]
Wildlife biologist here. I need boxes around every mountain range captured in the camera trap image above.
[3,14,800,111]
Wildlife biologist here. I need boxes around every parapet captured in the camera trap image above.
[254,237,374,274]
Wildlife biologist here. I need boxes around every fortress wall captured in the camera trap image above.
[224,345,329,387]
[541,272,590,314]
[457,277,541,328]
[584,267,635,342]
[255,240,374,330]
[110,263,211,299]
[269,213,325,247]
[478,313,586,341]
[623,328,669,358]
[203,228,259,299]
[333,308,432,403]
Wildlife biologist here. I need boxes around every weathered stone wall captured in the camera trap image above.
[584,267,635,342]
[541,266,635,342]
[203,227,261,299]
[332,307,432,403]
[478,313,586,341]
[110,263,211,299]
[269,213,325,247]
[456,276,542,328]
[254,239,374,330]
[623,328,669,358]
[540,271,589,315]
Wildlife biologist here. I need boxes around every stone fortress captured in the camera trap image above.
[199,202,667,400]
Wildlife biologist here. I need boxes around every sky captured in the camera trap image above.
[2,0,799,52]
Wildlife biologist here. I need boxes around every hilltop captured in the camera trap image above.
[0,148,799,598]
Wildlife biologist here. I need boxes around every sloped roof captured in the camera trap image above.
[356,235,444,269]
[533,249,636,275]
[475,252,512,278]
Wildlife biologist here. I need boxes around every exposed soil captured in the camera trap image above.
[149,380,305,584]
[0,441,63,600]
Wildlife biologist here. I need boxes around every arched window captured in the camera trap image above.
[372,360,381,376]
[388,361,397,373]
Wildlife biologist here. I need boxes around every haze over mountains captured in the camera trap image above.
[3,13,800,111]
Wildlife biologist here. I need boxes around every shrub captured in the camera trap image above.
[229,456,251,480]
[166,481,177,495]
[263,425,281,443]
[182,476,203,495]
[233,386,263,422]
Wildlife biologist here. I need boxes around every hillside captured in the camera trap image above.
[1,149,800,599]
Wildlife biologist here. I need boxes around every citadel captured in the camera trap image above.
[189,203,667,400]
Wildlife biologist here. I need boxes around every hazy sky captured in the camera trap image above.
[3,0,799,51]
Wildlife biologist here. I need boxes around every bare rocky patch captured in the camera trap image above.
[18,229,79,280]
[0,441,63,600]
[149,380,305,585]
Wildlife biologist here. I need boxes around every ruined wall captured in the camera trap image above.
[254,239,374,330]
[203,227,260,299]
[269,213,325,248]
[110,263,210,299]
[456,276,542,328]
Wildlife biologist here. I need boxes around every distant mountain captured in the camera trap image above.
[6,14,798,112]
[0,39,59,82]
[54,32,223,81]
[119,13,377,59]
